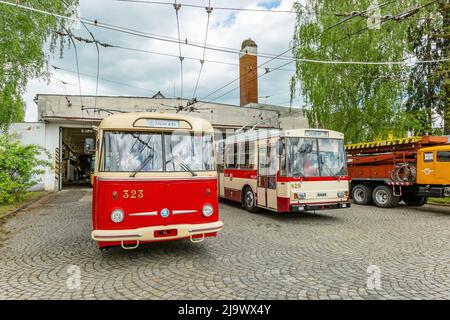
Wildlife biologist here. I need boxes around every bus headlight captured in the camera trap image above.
[202,205,213,217]
[337,191,345,198]
[111,209,124,223]
[297,192,306,199]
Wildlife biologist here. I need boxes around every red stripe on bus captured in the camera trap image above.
[223,169,349,182]
[224,169,257,179]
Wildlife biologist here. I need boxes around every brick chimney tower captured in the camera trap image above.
[239,38,258,106]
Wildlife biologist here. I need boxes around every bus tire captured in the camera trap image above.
[372,185,400,208]
[403,193,427,206]
[243,187,260,213]
[351,184,373,205]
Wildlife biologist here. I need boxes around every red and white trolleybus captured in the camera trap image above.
[91,113,223,249]
[217,128,350,213]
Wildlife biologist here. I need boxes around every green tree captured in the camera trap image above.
[405,1,449,135]
[0,0,79,132]
[290,0,448,143]
[439,1,449,135]
[0,134,51,204]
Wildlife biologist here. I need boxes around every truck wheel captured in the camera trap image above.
[243,187,260,213]
[403,193,428,206]
[351,184,373,205]
[372,185,400,208]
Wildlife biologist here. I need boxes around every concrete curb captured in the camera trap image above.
[0,192,53,221]
[427,202,450,207]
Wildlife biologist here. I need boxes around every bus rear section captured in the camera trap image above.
[218,129,350,213]
[91,113,223,249]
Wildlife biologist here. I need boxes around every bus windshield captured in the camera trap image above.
[102,131,214,172]
[286,138,347,177]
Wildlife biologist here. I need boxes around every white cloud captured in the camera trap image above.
[23,0,303,121]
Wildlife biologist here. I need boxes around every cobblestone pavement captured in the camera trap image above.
[0,188,449,300]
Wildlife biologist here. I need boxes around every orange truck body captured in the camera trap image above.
[345,136,450,207]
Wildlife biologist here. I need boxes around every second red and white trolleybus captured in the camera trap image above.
[91,113,223,249]
[217,128,350,213]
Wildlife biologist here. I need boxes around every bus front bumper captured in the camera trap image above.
[291,202,350,212]
[91,221,224,242]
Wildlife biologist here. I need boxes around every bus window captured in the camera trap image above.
[287,138,320,177]
[164,133,214,171]
[279,139,287,176]
[102,131,163,172]
[225,142,238,169]
[318,139,347,176]
[249,141,256,169]
[267,142,277,176]
[238,141,246,168]
[239,139,256,169]
[216,140,225,172]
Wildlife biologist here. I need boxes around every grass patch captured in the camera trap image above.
[0,191,47,218]
[428,197,450,205]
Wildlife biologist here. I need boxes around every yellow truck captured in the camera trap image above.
[346,136,450,208]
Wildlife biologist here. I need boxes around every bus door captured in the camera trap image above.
[257,140,278,210]
[217,140,225,197]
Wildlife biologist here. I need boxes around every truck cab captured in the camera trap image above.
[417,145,450,187]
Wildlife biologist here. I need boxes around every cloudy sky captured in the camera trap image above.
[23,0,303,121]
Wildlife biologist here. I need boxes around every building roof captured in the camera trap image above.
[151,91,165,99]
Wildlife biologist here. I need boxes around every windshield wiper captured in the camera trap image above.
[130,153,154,177]
[172,156,197,176]
[292,170,304,179]
[129,134,157,177]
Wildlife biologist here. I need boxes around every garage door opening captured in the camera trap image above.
[61,127,96,189]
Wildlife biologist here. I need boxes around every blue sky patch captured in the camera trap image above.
[258,0,282,10]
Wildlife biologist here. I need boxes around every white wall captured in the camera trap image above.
[8,123,47,191]
[44,123,60,192]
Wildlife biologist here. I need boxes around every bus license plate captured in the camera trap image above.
[154,229,178,238]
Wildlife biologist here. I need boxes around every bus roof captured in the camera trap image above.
[97,112,214,132]
[220,128,344,143]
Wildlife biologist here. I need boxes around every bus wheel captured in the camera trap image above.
[351,184,373,205]
[243,187,259,213]
[372,185,400,208]
[403,193,427,206]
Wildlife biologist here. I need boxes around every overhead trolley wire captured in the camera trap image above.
[335,0,440,43]
[114,0,324,14]
[192,0,446,109]
[3,0,447,65]
[173,0,184,98]
[192,0,212,99]
[204,59,294,107]
[51,64,171,96]
[323,0,397,33]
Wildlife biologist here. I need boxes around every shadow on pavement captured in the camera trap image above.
[98,236,214,257]
[219,198,342,223]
